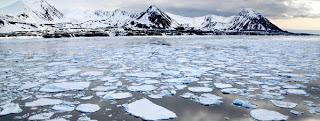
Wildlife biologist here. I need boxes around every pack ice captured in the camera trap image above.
[40,82,91,92]
[250,109,289,121]
[123,98,177,120]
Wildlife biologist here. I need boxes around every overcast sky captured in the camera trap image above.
[1,0,320,30]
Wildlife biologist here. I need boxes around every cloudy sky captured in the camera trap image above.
[1,0,320,30]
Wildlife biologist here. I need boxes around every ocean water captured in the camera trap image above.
[0,36,319,121]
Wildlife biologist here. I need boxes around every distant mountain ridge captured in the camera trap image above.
[0,0,288,34]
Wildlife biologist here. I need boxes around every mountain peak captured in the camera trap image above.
[146,5,161,12]
[238,8,261,18]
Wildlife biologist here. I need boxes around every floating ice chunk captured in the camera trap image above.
[163,77,197,84]
[188,87,213,93]
[103,92,132,100]
[175,85,187,90]
[25,98,63,107]
[77,115,97,121]
[18,82,41,90]
[52,104,75,112]
[123,98,177,120]
[76,104,100,113]
[58,69,81,76]
[271,100,297,109]
[233,99,257,109]
[143,80,160,84]
[180,92,196,99]
[221,88,241,94]
[91,86,117,91]
[290,110,303,115]
[126,72,161,78]
[40,82,91,92]
[81,96,94,100]
[28,112,55,120]
[80,71,104,76]
[128,85,157,92]
[46,118,68,121]
[250,109,288,121]
[282,84,300,89]
[0,103,22,116]
[286,89,307,95]
[148,94,163,99]
[196,93,223,105]
[214,83,232,89]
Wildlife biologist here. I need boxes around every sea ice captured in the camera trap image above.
[58,69,81,76]
[40,82,91,92]
[91,86,117,91]
[123,98,177,120]
[180,92,196,99]
[25,98,63,107]
[18,82,41,90]
[271,100,297,109]
[0,103,22,116]
[128,85,157,92]
[76,104,100,113]
[188,87,213,93]
[214,83,233,89]
[196,93,223,105]
[290,110,303,115]
[250,109,289,121]
[46,118,68,121]
[52,104,75,112]
[80,71,104,76]
[221,88,241,94]
[28,112,55,120]
[286,89,307,95]
[233,99,257,109]
[103,92,132,100]
[81,96,94,100]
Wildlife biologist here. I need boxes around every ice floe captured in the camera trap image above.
[188,87,213,93]
[271,100,297,109]
[28,112,55,120]
[25,98,63,107]
[52,104,75,112]
[40,82,91,92]
[290,110,303,115]
[221,88,242,94]
[0,103,22,116]
[250,109,289,121]
[196,93,223,105]
[286,89,307,95]
[233,99,257,109]
[80,71,104,76]
[214,83,233,89]
[128,85,157,92]
[123,98,177,120]
[76,104,100,113]
[103,92,132,100]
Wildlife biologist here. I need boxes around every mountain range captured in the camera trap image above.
[0,0,287,34]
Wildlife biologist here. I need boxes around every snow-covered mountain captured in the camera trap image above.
[0,2,286,33]
[0,0,63,23]
[131,5,178,29]
[81,9,139,28]
[228,8,283,31]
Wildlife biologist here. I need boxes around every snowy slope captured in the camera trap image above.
[81,9,139,28]
[0,14,38,33]
[133,5,178,29]
[228,8,283,31]
[0,0,63,23]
